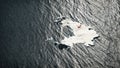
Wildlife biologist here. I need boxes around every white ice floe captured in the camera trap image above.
[60,19,99,47]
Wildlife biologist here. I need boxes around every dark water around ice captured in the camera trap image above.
[0,0,120,68]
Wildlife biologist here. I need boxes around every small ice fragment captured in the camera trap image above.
[60,19,99,47]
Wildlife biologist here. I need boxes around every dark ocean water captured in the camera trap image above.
[0,0,120,68]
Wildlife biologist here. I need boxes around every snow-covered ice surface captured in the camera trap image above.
[60,19,99,47]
